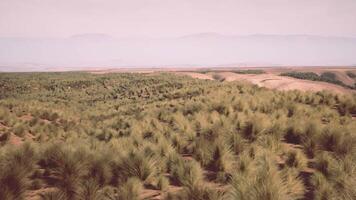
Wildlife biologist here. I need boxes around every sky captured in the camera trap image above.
[1,0,356,38]
[1,0,356,70]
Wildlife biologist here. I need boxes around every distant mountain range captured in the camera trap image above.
[1,33,356,71]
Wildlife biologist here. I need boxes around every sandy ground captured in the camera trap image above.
[261,67,356,87]
[87,66,356,94]
[176,71,354,94]
[173,72,214,80]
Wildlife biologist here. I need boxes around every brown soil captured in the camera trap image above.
[8,133,23,146]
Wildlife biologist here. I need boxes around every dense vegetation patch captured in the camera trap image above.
[0,72,355,200]
[280,71,356,90]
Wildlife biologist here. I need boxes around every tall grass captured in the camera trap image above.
[0,72,355,199]
[317,124,355,157]
[166,184,225,200]
[0,143,37,199]
[229,151,305,200]
[38,144,90,199]
[113,150,157,185]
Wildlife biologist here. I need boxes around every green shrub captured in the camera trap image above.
[212,73,225,81]
[346,71,356,79]
[281,71,354,89]
[281,71,320,81]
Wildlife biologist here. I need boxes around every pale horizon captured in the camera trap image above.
[1,0,356,38]
[1,0,356,71]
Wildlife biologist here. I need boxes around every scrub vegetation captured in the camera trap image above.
[0,72,355,200]
[346,71,356,79]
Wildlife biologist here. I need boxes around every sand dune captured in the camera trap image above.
[174,72,214,80]
[177,71,354,94]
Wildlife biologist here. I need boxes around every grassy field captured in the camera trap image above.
[0,72,355,200]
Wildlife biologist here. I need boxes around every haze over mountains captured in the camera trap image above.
[1,33,356,72]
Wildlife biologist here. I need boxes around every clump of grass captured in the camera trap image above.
[157,175,170,191]
[114,150,157,185]
[0,131,10,143]
[166,184,225,200]
[212,73,225,81]
[86,153,113,187]
[12,123,27,137]
[301,120,322,158]
[228,133,245,155]
[208,142,235,182]
[241,113,271,141]
[193,137,215,167]
[40,190,67,200]
[171,159,204,187]
[313,153,355,199]
[310,172,337,200]
[0,143,37,200]
[313,152,337,178]
[284,150,308,170]
[229,151,305,200]
[257,135,282,154]
[284,119,306,144]
[77,178,103,200]
[317,124,355,157]
[117,178,143,200]
[38,143,90,199]
[170,112,193,133]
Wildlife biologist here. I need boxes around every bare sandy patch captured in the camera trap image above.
[262,67,356,87]
[182,71,354,94]
[174,72,214,80]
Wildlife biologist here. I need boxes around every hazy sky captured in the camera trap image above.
[1,0,356,38]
